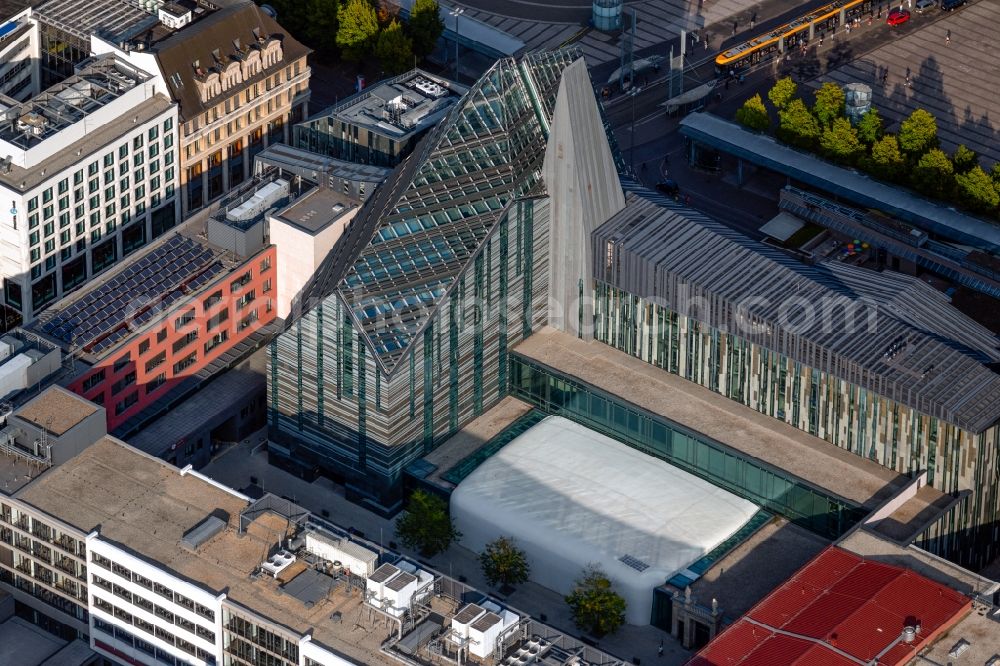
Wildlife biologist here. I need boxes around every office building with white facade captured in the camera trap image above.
[0,53,179,321]
[0,385,626,666]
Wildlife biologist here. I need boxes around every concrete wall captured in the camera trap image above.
[269,203,356,320]
[542,59,624,340]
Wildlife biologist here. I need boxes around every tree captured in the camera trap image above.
[767,77,797,110]
[812,82,845,127]
[954,166,1000,213]
[375,19,413,74]
[898,108,938,156]
[820,117,863,165]
[395,490,461,557]
[408,0,444,59]
[911,148,954,199]
[337,0,379,62]
[855,109,883,145]
[735,93,769,132]
[991,162,1000,190]
[865,134,906,182]
[952,144,979,173]
[302,0,339,55]
[479,537,530,589]
[565,566,626,637]
[777,98,821,149]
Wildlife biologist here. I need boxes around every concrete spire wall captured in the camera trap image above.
[543,58,625,339]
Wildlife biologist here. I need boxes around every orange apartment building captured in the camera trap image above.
[31,232,277,431]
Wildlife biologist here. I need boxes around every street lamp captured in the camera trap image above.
[629,87,640,175]
[450,7,465,78]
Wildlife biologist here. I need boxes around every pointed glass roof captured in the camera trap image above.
[317,49,584,376]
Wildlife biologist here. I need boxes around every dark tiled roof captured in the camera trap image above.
[153,1,310,121]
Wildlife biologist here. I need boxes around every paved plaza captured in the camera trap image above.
[814,0,1000,166]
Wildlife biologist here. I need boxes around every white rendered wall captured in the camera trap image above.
[451,416,759,625]
[269,204,356,319]
[86,536,223,666]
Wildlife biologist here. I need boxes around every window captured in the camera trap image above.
[230,270,251,293]
[259,256,271,272]
[204,330,228,353]
[145,351,166,373]
[138,339,150,355]
[237,309,258,332]
[148,126,159,141]
[173,351,197,374]
[235,290,255,310]
[207,308,228,330]
[111,371,136,395]
[133,135,144,150]
[156,329,167,343]
[113,352,131,372]
[172,331,198,354]
[203,290,222,308]
[147,373,166,392]
[114,391,139,415]
[82,370,105,391]
[174,308,195,330]
[164,117,173,132]
[119,144,128,159]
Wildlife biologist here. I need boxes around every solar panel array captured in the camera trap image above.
[40,236,225,355]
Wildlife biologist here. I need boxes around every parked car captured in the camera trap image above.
[887,8,911,25]
[940,0,966,10]
[914,0,935,11]
[656,180,681,199]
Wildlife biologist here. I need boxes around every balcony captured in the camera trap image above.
[53,556,78,577]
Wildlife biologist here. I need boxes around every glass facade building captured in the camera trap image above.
[269,51,584,507]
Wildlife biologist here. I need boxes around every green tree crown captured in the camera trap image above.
[820,117,863,165]
[395,490,461,557]
[954,165,1000,213]
[865,134,906,182]
[337,0,379,62]
[898,108,938,155]
[812,82,845,127]
[479,536,530,588]
[767,77,797,110]
[777,98,821,149]
[911,148,954,199]
[735,93,769,132]
[952,144,979,173]
[408,0,445,59]
[376,18,414,74]
[855,109,883,145]
[565,566,627,637]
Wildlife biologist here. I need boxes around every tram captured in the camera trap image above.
[715,0,874,74]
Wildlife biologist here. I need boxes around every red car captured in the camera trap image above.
[887,8,910,25]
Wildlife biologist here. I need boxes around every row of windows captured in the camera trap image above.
[88,554,215,621]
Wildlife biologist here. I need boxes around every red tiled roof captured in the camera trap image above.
[687,546,971,666]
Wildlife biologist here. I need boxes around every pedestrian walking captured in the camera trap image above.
[733,20,738,35]
[946,29,951,44]
[750,11,756,29]
[907,0,911,9]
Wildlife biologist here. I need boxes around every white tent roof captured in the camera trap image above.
[451,416,758,624]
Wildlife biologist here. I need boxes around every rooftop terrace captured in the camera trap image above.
[513,327,906,511]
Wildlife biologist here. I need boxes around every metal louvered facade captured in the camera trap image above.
[593,189,1000,568]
